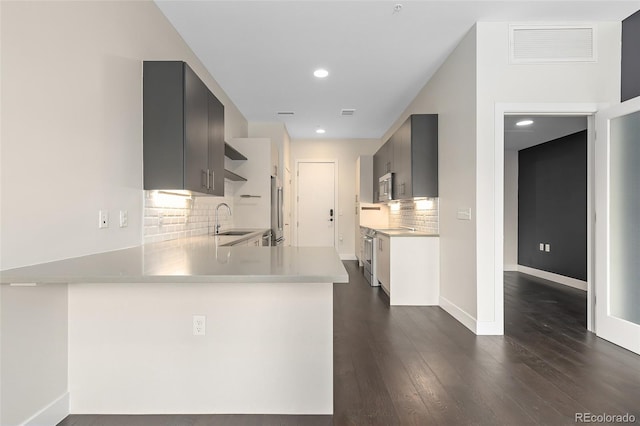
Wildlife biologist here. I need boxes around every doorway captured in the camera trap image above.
[504,114,590,328]
[494,103,599,337]
[296,161,337,247]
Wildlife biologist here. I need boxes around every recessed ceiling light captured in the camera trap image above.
[316,128,326,134]
[313,69,329,78]
[516,119,534,126]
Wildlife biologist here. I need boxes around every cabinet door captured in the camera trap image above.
[411,114,438,197]
[183,64,209,193]
[376,235,390,291]
[208,91,225,196]
[373,150,383,203]
[393,118,411,199]
[143,61,185,191]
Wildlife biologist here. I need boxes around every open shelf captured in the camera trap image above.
[224,169,247,182]
[224,143,247,160]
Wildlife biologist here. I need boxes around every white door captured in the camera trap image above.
[297,162,335,247]
[595,96,640,355]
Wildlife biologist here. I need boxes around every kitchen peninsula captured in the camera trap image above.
[1,235,348,419]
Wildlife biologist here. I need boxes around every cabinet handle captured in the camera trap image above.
[202,169,208,189]
[210,170,215,191]
[401,182,406,196]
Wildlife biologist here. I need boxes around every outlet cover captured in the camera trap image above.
[193,315,206,336]
[119,210,128,228]
[98,210,109,229]
[545,244,550,252]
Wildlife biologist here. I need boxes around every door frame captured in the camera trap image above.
[294,159,339,248]
[494,102,605,333]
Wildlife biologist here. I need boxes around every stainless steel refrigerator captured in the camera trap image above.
[271,176,284,246]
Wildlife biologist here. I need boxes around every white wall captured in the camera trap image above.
[475,21,621,330]
[504,149,519,270]
[1,284,68,426]
[0,0,248,270]
[290,138,381,258]
[381,27,479,321]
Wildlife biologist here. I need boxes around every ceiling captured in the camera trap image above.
[504,115,587,151]
[155,1,640,140]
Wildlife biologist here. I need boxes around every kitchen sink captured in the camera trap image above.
[216,230,253,236]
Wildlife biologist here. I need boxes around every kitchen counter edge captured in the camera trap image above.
[0,235,348,285]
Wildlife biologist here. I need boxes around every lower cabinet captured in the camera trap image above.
[231,236,262,247]
[248,236,262,247]
[376,234,391,294]
[356,227,365,266]
[376,234,439,306]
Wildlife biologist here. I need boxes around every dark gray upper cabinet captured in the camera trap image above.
[207,91,225,195]
[392,114,438,199]
[373,114,438,202]
[143,61,224,196]
[373,139,391,203]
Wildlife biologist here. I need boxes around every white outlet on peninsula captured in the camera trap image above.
[98,210,109,229]
[193,315,206,336]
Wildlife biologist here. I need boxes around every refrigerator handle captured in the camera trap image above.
[277,187,283,231]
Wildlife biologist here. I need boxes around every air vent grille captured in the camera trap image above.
[510,25,596,63]
[341,109,356,116]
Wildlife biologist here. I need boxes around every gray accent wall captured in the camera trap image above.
[622,9,640,102]
[518,130,587,281]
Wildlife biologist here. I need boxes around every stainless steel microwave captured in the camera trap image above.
[379,173,394,202]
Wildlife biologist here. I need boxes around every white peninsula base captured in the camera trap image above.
[68,281,333,415]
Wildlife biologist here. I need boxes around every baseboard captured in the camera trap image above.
[439,296,477,334]
[475,320,504,335]
[439,297,504,335]
[340,253,357,261]
[21,392,69,426]
[503,264,518,272]
[517,265,587,291]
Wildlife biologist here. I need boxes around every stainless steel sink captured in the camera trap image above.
[216,230,252,236]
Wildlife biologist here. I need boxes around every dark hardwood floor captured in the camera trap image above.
[59,263,640,426]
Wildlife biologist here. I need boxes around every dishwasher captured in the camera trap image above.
[362,228,379,286]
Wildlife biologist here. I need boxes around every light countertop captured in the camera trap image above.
[361,227,439,237]
[0,235,349,285]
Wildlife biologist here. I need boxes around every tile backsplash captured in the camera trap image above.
[388,198,439,234]
[143,183,234,244]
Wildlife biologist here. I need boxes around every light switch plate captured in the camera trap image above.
[119,210,128,228]
[456,208,472,221]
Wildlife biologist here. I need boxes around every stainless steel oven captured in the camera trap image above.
[362,228,379,286]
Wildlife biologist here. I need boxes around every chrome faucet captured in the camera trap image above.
[214,202,231,235]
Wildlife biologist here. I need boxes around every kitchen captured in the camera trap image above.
[2,1,640,425]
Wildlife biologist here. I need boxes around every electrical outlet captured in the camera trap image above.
[119,210,128,228]
[193,315,206,336]
[158,212,164,226]
[98,210,109,229]
[545,244,550,252]
[539,243,544,251]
